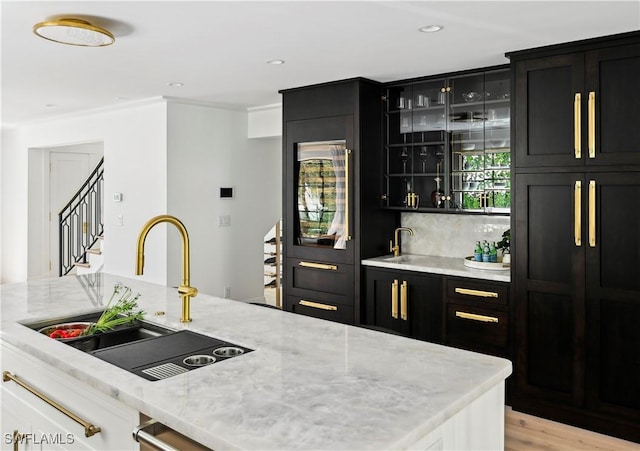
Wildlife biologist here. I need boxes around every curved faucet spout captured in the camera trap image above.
[136,215,198,322]
[390,227,414,257]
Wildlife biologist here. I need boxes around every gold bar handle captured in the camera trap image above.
[391,279,399,319]
[3,371,101,437]
[588,91,596,158]
[344,148,352,241]
[454,288,498,298]
[299,300,338,311]
[400,281,408,320]
[575,180,582,246]
[298,261,338,271]
[574,93,581,159]
[589,180,596,247]
[455,311,499,323]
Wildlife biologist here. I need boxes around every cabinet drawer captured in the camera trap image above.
[1,342,138,450]
[287,258,353,299]
[286,295,354,324]
[445,303,509,355]
[446,278,509,306]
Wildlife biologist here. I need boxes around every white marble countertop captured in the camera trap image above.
[362,254,511,283]
[1,273,511,450]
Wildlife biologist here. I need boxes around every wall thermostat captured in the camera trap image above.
[113,192,123,202]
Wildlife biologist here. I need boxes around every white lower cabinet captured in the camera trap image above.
[1,342,139,451]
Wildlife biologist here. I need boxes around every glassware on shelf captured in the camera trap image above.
[400,147,410,174]
[419,146,429,173]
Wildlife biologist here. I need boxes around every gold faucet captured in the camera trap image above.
[135,215,198,323]
[390,227,414,257]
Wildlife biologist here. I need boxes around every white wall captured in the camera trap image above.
[166,102,282,300]
[1,99,283,303]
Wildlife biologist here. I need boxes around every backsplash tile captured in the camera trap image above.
[401,213,510,259]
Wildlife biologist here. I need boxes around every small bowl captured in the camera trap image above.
[38,322,94,340]
[462,92,482,103]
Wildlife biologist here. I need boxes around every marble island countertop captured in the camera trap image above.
[1,273,511,450]
[362,254,511,283]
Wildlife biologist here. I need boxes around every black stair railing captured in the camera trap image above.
[59,158,104,276]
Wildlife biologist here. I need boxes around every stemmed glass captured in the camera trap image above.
[400,147,409,174]
[419,146,429,173]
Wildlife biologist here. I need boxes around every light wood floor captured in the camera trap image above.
[505,407,640,450]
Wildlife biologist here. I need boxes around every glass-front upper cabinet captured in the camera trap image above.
[383,67,511,213]
[296,140,350,249]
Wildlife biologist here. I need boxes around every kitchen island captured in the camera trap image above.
[1,273,511,450]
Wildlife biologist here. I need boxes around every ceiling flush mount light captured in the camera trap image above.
[266,59,285,65]
[167,82,184,87]
[418,25,444,33]
[33,18,115,47]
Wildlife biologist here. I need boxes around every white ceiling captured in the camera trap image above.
[2,1,639,127]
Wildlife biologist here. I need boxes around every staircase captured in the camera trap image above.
[59,158,104,276]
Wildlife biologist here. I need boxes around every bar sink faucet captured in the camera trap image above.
[136,215,198,323]
[390,227,414,257]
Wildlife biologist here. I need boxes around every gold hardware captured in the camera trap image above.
[154,311,166,316]
[13,430,21,451]
[344,148,352,242]
[574,93,581,158]
[589,180,596,247]
[391,279,399,319]
[440,87,446,93]
[299,300,337,311]
[575,180,582,246]
[82,221,88,234]
[391,227,414,257]
[588,91,596,158]
[401,281,408,320]
[136,215,197,323]
[455,311,499,323]
[3,371,101,437]
[298,261,338,271]
[454,288,498,298]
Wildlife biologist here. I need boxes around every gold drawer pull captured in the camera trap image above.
[391,279,399,319]
[574,93,581,159]
[299,300,338,311]
[298,261,338,271]
[455,311,499,323]
[400,281,408,321]
[588,91,596,158]
[575,180,582,246]
[454,288,499,298]
[589,180,596,247]
[3,371,101,437]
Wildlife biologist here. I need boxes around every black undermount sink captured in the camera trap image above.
[23,312,253,381]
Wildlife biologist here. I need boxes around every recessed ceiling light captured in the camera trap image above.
[419,25,444,33]
[266,59,285,65]
[167,82,184,87]
[45,104,57,108]
[33,18,115,47]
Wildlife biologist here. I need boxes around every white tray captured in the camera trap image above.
[463,256,510,271]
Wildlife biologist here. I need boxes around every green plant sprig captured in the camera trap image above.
[85,284,145,335]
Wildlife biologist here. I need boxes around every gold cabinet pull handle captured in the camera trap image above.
[588,91,596,158]
[575,180,582,246]
[298,261,338,271]
[454,288,498,298]
[589,180,596,247]
[455,311,499,323]
[400,281,408,320]
[299,300,337,311]
[391,279,399,319]
[574,93,582,159]
[344,148,352,242]
[3,371,101,437]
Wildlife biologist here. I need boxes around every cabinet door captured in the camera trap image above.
[284,115,354,264]
[513,53,585,168]
[585,172,640,421]
[513,172,586,406]
[364,268,442,342]
[585,43,640,166]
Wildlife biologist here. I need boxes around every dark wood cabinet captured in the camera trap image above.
[281,79,396,324]
[443,277,511,359]
[363,267,442,343]
[510,31,640,443]
[513,35,640,169]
